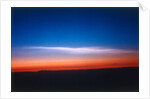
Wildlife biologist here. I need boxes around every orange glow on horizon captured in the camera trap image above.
[11,56,139,72]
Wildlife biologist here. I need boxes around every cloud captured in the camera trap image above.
[23,46,138,54]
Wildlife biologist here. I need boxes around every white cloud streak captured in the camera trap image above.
[25,46,138,54]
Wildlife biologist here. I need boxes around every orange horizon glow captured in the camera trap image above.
[11,55,139,72]
[12,65,139,72]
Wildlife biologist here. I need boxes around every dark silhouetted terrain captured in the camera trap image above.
[11,67,139,92]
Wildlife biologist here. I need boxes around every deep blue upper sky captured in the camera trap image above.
[11,7,139,50]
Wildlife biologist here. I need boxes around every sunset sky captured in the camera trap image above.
[11,7,139,72]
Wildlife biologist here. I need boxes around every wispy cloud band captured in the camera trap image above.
[23,46,138,54]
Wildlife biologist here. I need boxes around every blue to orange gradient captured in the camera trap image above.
[11,7,139,72]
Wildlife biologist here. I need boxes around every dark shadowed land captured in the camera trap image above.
[11,67,139,92]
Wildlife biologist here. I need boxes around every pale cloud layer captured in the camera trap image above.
[25,46,138,54]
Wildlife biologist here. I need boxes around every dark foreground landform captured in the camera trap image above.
[11,67,139,92]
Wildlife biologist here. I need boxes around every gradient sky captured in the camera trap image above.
[11,7,139,72]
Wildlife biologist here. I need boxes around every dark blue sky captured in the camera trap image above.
[11,7,139,50]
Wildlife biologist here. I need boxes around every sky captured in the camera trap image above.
[11,7,139,72]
